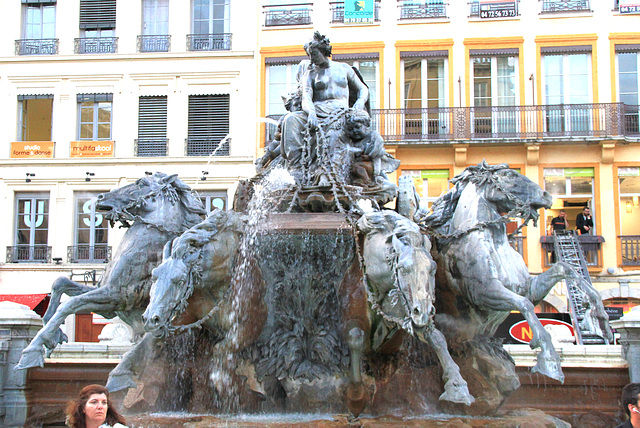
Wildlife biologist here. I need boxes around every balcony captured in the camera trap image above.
[620,236,640,266]
[540,235,604,268]
[540,0,590,13]
[185,138,230,156]
[15,39,58,55]
[264,3,312,26]
[331,1,380,23]
[398,1,447,20]
[370,103,637,143]
[135,138,168,157]
[67,245,112,264]
[187,33,231,51]
[74,37,118,54]
[6,245,52,263]
[137,35,171,53]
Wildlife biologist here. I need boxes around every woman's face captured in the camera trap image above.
[309,47,328,66]
[84,393,108,426]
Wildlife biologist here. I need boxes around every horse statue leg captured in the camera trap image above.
[480,278,564,383]
[529,261,613,343]
[41,277,96,354]
[344,320,369,417]
[417,327,475,406]
[16,287,117,370]
[106,332,157,392]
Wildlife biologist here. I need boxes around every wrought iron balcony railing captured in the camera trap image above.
[15,39,58,55]
[6,245,52,263]
[186,33,231,51]
[135,138,168,157]
[185,138,230,156]
[75,37,118,54]
[264,3,312,26]
[370,103,637,142]
[621,235,640,266]
[67,245,112,263]
[137,35,171,53]
[398,1,447,20]
[540,0,590,13]
[331,1,381,23]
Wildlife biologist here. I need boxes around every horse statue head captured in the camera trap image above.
[143,209,246,338]
[96,172,206,232]
[427,161,552,237]
[358,210,436,340]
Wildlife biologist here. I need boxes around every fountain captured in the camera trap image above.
[17,32,615,427]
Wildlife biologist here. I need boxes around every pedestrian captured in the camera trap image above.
[616,383,640,428]
[65,384,128,428]
[576,206,593,235]
[549,209,569,233]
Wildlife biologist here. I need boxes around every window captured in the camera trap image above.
[618,167,640,265]
[401,169,450,210]
[137,96,167,156]
[266,61,303,116]
[139,0,170,52]
[616,46,640,135]
[199,191,227,213]
[542,48,592,135]
[17,1,57,55]
[187,94,230,156]
[401,52,449,139]
[12,193,50,262]
[544,167,594,231]
[336,55,379,110]
[188,0,230,51]
[471,51,518,136]
[77,0,117,54]
[18,95,53,141]
[72,194,109,263]
[78,94,112,141]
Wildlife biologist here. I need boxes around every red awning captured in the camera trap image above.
[0,294,49,310]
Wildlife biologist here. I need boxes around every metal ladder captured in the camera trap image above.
[552,230,607,345]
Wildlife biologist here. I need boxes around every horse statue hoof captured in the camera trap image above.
[439,381,475,406]
[15,348,45,370]
[106,372,138,392]
[531,359,564,383]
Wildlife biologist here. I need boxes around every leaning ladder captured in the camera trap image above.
[552,230,608,345]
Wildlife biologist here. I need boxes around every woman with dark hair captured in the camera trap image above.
[66,384,128,428]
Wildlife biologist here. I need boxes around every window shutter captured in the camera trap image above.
[187,94,230,156]
[138,96,167,139]
[80,0,116,29]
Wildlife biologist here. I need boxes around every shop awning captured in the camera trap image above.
[0,294,49,310]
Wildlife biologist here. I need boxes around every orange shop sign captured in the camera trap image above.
[70,141,114,157]
[11,141,54,158]
[508,318,574,344]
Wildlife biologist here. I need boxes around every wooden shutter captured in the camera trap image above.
[79,0,116,29]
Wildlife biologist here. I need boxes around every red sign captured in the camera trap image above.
[509,318,574,344]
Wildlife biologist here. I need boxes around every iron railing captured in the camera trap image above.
[67,245,112,263]
[74,37,118,54]
[399,1,447,20]
[135,138,168,157]
[137,35,171,53]
[185,138,230,156]
[331,1,381,23]
[621,235,640,266]
[540,0,590,13]
[540,235,603,267]
[264,3,312,26]
[370,103,636,143]
[186,33,231,51]
[15,39,58,55]
[6,245,52,263]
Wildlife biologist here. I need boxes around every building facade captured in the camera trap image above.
[257,0,640,316]
[0,0,260,340]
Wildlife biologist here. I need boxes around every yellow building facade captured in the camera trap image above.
[258,0,640,314]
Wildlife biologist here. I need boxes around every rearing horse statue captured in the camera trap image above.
[426,161,612,383]
[16,173,205,372]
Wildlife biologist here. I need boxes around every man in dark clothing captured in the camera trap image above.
[576,206,593,235]
[550,210,569,232]
[616,383,640,428]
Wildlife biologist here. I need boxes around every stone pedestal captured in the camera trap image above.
[0,301,43,428]
[611,307,640,383]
